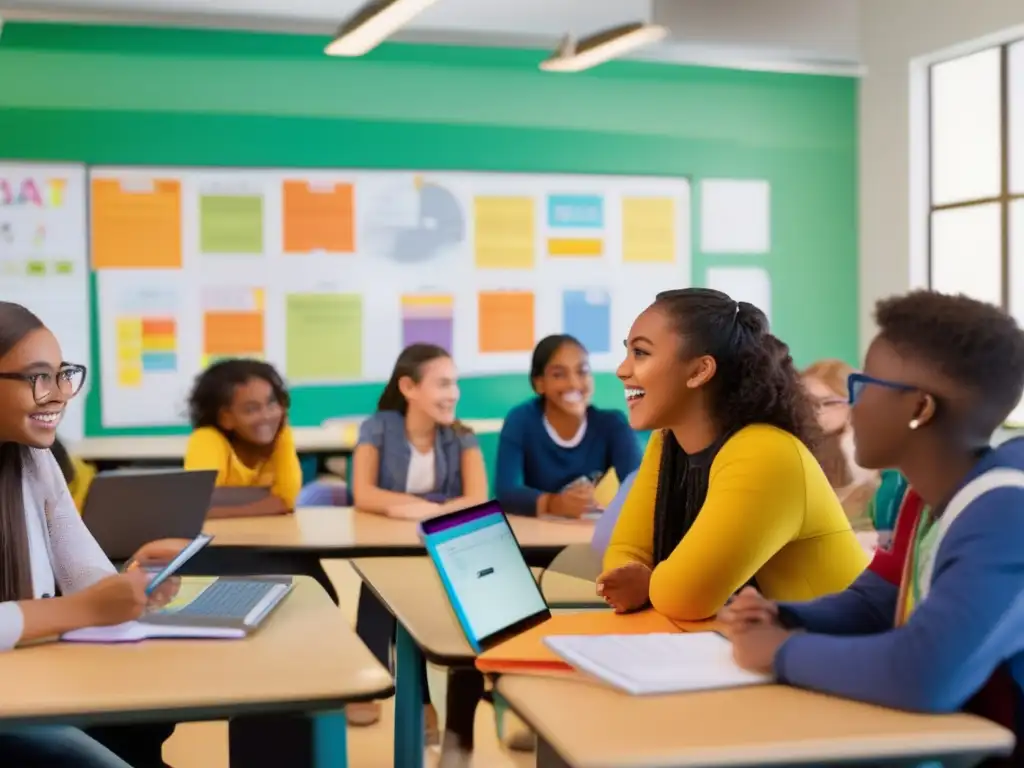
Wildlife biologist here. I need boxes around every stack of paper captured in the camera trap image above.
[543,632,771,695]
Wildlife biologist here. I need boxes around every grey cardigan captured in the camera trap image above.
[356,411,478,501]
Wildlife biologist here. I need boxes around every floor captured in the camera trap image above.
[162,560,534,768]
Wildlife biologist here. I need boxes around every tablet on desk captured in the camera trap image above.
[145,533,214,595]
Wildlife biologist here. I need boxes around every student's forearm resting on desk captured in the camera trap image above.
[777,569,896,635]
[0,597,99,648]
[605,431,804,621]
[206,491,291,519]
[775,491,1024,713]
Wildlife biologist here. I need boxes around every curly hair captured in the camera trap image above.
[187,358,290,432]
[650,289,822,563]
[875,290,1024,437]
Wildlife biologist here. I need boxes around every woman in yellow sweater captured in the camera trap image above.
[600,289,868,621]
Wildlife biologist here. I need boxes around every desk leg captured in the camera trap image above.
[394,624,425,768]
[536,737,573,768]
[313,711,348,768]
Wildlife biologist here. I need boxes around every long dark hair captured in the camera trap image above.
[378,344,470,434]
[0,302,45,602]
[187,358,291,432]
[650,289,821,564]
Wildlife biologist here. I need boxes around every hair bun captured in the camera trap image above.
[735,301,769,336]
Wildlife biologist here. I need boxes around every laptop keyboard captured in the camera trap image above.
[174,580,280,621]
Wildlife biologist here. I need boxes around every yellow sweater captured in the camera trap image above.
[604,425,868,621]
[184,424,303,509]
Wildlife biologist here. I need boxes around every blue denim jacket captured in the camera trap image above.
[356,411,478,501]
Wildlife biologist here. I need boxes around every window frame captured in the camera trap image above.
[927,42,1024,308]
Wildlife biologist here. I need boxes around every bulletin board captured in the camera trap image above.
[88,167,693,429]
[0,162,90,441]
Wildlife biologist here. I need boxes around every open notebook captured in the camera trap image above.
[543,632,771,695]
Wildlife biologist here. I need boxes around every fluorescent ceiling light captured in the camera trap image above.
[541,22,668,73]
[325,0,439,57]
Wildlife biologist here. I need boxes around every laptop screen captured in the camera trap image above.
[420,501,549,651]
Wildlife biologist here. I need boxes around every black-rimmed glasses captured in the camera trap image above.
[0,364,87,403]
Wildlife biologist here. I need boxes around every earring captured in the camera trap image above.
[909,419,920,430]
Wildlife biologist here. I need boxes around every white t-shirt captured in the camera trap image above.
[543,415,587,449]
[0,448,115,651]
[406,447,436,495]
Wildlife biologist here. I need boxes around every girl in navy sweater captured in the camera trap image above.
[496,334,641,517]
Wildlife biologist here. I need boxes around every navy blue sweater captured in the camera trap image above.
[774,439,1024,758]
[495,399,642,517]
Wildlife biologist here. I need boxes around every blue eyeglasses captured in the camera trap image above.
[846,372,917,405]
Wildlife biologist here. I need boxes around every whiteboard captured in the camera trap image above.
[0,162,89,442]
[90,167,692,429]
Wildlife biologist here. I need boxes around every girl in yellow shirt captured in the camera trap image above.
[50,437,96,512]
[599,288,867,621]
[184,359,302,518]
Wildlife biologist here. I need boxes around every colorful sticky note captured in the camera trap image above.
[283,181,355,254]
[547,195,603,229]
[622,197,675,263]
[200,194,264,254]
[478,291,535,353]
[204,311,265,356]
[401,294,454,353]
[563,290,611,353]
[91,178,182,269]
[474,197,535,269]
[547,238,603,258]
[285,293,362,381]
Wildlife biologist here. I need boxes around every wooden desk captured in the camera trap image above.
[350,558,602,665]
[351,557,605,768]
[0,577,392,767]
[73,419,504,463]
[205,506,594,559]
[0,577,391,724]
[496,676,1014,768]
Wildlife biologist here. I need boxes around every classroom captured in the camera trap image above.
[1,0,1024,766]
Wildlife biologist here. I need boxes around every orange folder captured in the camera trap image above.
[476,610,716,675]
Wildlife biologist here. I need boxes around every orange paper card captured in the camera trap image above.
[91,178,182,269]
[476,610,714,674]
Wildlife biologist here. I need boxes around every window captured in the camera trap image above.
[928,41,1024,424]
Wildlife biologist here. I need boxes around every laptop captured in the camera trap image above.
[143,576,294,636]
[82,468,217,561]
[419,500,557,653]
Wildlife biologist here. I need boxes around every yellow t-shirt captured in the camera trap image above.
[604,425,868,621]
[68,455,96,512]
[183,424,303,509]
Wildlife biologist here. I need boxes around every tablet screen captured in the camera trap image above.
[144,534,214,595]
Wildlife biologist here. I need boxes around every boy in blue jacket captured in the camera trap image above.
[721,291,1024,765]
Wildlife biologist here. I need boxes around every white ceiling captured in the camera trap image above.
[0,0,864,75]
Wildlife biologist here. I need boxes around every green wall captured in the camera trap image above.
[0,22,858,458]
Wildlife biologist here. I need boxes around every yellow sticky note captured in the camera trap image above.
[623,197,675,263]
[118,365,143,388]
[474,196,535,269]
[252,288,265,311]
[116,317,143,342]
[593,469,620,509]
